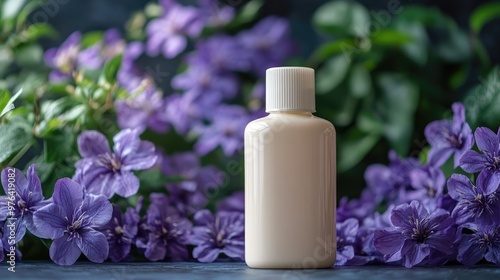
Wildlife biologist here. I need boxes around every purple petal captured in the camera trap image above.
[485,245,500,266]
[121,141,157,171]
[26,164,43,202]
[1,167,28,195]
[451,103,465,124]
[112,171,140,198]
[221,244,244,260]
[459,150,488,173]
[427,147,454,168]
[476,170,500,195]
[390,204,413,228]
[78,131,111,158]
[447,174,475,201]
[193,244,221,262]
[373,229,404,255]
[44,48,58,67]
[424,120,450,147]
[81,194,112,227]
[50,236,81,266]
[145,239,167,261]
[336,245,355,266]
[193,209,214,226]
[53,178,84,218]
[457,235,486,266]
[339,218,359,237]
[401,241,429,268]
[33,203,66,239]
[77,230,109,263]
[474,127,499,154]
[426,228,454,254]
[113,129,140,158]
[0,196,8,220]
[427,209,453,231]
[162,35,187,58]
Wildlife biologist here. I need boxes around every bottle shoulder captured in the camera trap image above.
[245,114,335,134]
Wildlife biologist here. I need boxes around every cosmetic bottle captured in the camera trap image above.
[245,67,336,268]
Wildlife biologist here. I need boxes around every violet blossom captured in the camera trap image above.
[0,221,4,262]
[364,151,422,205]
[407,165,445,201]
[447,173,500,225]
[102,29,126,60]
[162,153,223,215]
[373,201,455,268]
[194,105,250,156]
[164,93,204,135]
[424,103,474,168]
[74,129,158,198]
[337,190,377,223]
[99,203,141,262]
[146,0,203,58]
[198,0,235,27]
[33,178,112,266]
[217,192,244,213]
[0,165,50,242]
[460,127,500,190]
[44,32,83,82]
[115,86,170,133]
[456,223,500,266]
[335,218,360,266]
[188,210,244,262]
[237,16,294,76]
[117,42,149,92]
[137,193,192,261]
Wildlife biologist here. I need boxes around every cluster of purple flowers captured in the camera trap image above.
[338,103,500,267]
[0,127,245,265]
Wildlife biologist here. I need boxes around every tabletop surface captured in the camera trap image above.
[0,262,498,280]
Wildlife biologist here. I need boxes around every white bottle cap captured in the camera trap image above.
[265,66,316,113]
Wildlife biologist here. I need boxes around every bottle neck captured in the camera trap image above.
[269,110,313,116]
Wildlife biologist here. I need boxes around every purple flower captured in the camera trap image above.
[172,63,239,104]
[117,42,148,91]
[33,178,112,266]
[166,161,224,215]
[374,201,455,268]
[74,129,158,198]
[237,16,294,76]
[146,1,203,58]
[447,173,500,225]
[99,203,140,262]
[189,35,250,72]
[460,127,500,189]
[365,151,422,205]
[138,193,192,261]
[115,87,169,133]
[102,29,126,60]
[164,93,204,135]
[188,210,244,262]
[198,0,235,27]
[407,165,445,200]
[44,32,82,82]
[0,165,50,242]
[335,218,359,266]
[456,223,500,266]
[425,103,474,168]
[194,105,250,156]
[337,190,377,223]
[217,192,244,213]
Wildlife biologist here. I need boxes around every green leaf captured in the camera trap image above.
[317,55,351,94]
[470,2,500,33]
[395,21,428,66]
[370,29,413,46]
[44,129,76,163]
[311,38,356,62]
[349,64,371,98]
[101,55,122,84]
[0,122,32,163]
[313,0,370,37]
[15,44,43,66]
[0,88,22,118]
[60,104,87,122]
[2,0,27,18]
[465,67,500,128]
[81,31,104,48]
[377,73,419,155]
[338,128,380,172]
[225,0,263,29]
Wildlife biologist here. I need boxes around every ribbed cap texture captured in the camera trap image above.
[266,67,315,113]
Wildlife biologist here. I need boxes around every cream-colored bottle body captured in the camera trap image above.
[245,111,336,269]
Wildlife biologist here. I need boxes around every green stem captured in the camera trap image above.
[7,140,33,167]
